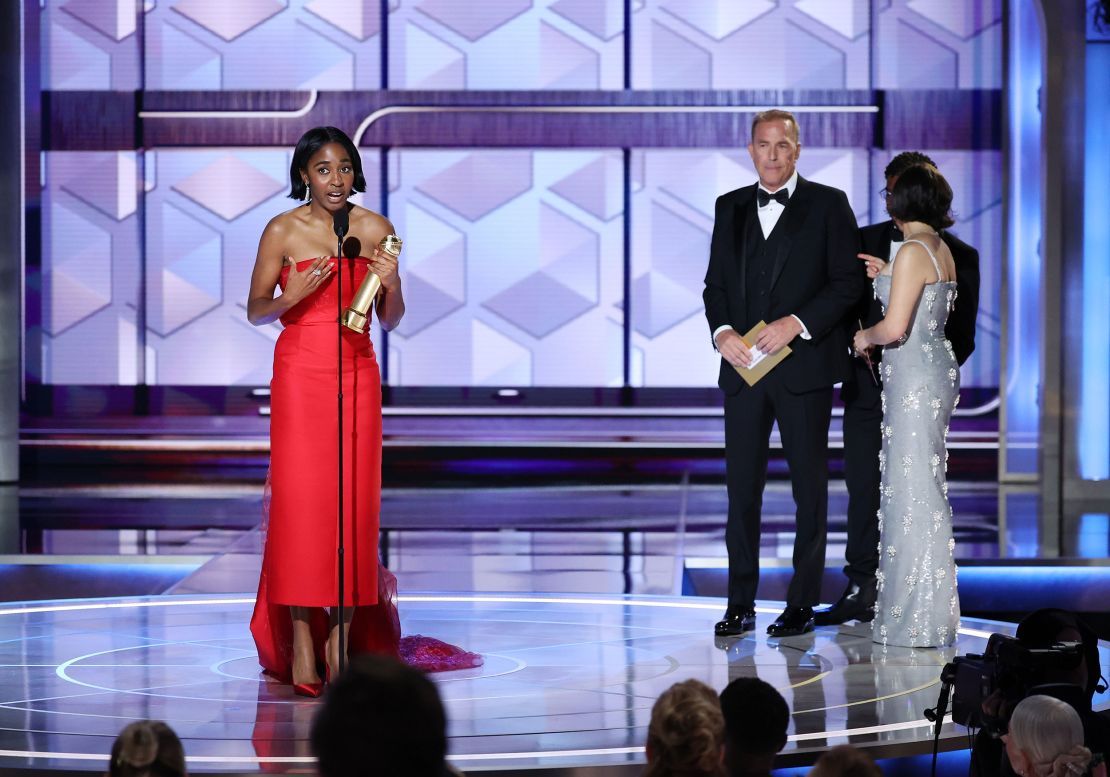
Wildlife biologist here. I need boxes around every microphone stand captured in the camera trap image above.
[334,217,347,677]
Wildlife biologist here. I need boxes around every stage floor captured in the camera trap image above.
[5,594,1103,776]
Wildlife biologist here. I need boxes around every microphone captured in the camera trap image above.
[332,207,349,239]
[342,235,402,334]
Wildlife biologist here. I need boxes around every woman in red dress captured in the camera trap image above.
[246,126,403,696]
[247,128,479,697]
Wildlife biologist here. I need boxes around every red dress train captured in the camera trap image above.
[250,257,481,679]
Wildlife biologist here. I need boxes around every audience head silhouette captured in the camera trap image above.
[1017,608,1103,703]
[1004,695,1093,777]
[108,721,186,777]
[719,677,789,777]
[311,654,450,777]
[644,679,726,777]
[807,745,883,777]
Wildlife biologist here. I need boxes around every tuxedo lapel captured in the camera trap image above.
[734,188,758,309]
[768,176,813,294]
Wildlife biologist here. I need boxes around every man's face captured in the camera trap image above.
[885,175,899,217]
[748,119,800,192]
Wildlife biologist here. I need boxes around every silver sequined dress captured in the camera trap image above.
[871,238,960,648]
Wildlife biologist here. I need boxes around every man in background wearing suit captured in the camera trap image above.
[703,110,862,638]
[815,151,981,626]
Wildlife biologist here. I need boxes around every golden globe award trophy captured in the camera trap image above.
[342,234,402,334]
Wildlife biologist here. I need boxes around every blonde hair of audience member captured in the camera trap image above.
[108,721,186,777]
[1004,695,1093,777]
[807,745,883,777]
[645,679,726,777]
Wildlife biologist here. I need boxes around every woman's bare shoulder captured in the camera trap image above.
[896,240,934,264]
[264,205,311,236]
[350,205,393,235]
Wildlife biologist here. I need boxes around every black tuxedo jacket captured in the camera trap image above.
[703,176,863,395]
[854,220,980,366]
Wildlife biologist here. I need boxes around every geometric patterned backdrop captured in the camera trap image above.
[631,0,872,89]
[387,150,625,386]
[43,0,1004,91]
[40,148,381,385]
[34,0,1004,390]
[42,1,140,90]
[635,0,1003,90]
[390,0,624,89]
[40,153,141,384]
[873,0,1002,89]
[39,146,999,388]
[143,0,383,90]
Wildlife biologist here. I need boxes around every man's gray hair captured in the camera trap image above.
[750,109,800,144]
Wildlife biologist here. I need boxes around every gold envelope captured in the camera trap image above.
[733,320,791,387]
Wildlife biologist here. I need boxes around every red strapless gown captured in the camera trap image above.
[250,258,481,681]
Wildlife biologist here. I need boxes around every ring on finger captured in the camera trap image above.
[312,269,323,276]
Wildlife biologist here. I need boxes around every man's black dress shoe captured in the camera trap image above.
[766,606,814,637]
[813,580,877,626]
[714,607,757,636]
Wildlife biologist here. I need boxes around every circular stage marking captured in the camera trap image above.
[0,594,1009,769]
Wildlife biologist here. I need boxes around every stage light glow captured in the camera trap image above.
[1003,0,1044,476]
[351,104,880,147]
[138,90,318,119]
[1080,41,1110,480]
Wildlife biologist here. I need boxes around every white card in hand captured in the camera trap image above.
[746,346,767,369]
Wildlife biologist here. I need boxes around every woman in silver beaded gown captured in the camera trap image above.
[853,164,960,648]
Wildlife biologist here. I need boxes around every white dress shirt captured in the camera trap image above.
[713,170,811,348]
[756,170,798,238]
[889,238,904,263]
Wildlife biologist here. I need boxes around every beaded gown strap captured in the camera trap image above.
[899,238,944,284]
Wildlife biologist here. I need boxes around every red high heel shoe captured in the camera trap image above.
[293,681,323,698]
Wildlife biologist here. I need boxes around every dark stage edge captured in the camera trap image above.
[4,595,1106,776]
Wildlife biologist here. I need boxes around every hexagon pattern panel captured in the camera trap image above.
[42,0,141,90]
[388,0,625,89]
[38,149,380,385]
[40,152,141,384]
[631,0,1001,90]
[631,0,872,89]
[34,0,1003,390]
[875,0,1002,88]
[142,0,383,90]
[42,0,1002,91]
[387,150,624,386]
[141,148,381,385]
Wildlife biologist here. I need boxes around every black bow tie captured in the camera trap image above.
[757,188,789,207]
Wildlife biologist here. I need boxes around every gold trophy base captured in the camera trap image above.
[341,309,369,334]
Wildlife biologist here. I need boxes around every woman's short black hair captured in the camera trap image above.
[288,126,367,200]
[886,163,955,231]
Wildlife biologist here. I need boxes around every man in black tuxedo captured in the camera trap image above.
[703,110,862,638]
[814,151,981,626]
